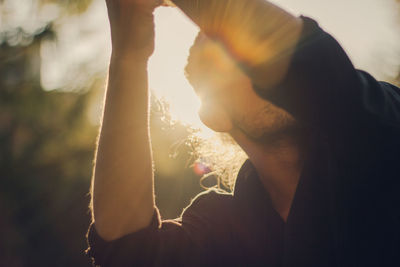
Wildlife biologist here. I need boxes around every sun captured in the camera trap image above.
[148,7,205,128]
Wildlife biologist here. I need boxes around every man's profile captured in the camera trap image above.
[86,0,400,266]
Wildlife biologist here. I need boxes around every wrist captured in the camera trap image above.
[108,9,156,59]
[110,50,149,71]
[111,39,154,61]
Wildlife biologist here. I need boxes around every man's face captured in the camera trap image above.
[186,33,296,143]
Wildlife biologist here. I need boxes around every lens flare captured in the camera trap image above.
[193,161,211,176]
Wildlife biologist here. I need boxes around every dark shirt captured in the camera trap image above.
[86,17,400,266]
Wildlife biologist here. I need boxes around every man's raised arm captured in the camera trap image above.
[91,0,160,241]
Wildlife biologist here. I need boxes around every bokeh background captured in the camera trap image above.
[1,0,399,266]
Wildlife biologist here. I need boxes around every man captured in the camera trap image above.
[87,0,400,266]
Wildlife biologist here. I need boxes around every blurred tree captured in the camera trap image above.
[0,23,98,266]
[0,1,98,266]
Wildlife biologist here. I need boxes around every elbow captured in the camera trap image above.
[92,200,155,241]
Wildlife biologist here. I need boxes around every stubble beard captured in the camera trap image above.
[233,102,302,147]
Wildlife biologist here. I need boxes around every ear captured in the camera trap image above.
[198,102,233,132]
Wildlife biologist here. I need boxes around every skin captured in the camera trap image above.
[187,34,304,221]
[92,0,303,241]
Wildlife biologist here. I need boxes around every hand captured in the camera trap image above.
[105,0,162,59]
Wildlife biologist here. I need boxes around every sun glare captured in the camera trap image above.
[36,0,399,129]
[149,7,204,128]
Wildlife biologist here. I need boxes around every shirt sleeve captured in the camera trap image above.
[248,16,400,140]
[86,190,231,267]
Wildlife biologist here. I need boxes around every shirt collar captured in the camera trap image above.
[232,159,273,211]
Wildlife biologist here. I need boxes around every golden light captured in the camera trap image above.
[149,7,202,126]
[35,1,399,129]
[146,0,400,140]
[148,3,296,135]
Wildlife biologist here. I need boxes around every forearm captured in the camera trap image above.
[173,0,303,88]
[92,56,154,241]
[91,1,158,241]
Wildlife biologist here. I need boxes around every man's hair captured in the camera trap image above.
[189,132,247,191]
[185,32,248,192]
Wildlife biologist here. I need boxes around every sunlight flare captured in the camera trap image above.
[149,7,202,126]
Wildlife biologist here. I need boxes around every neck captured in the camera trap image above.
[232,129,304,222]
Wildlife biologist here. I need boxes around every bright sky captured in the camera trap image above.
[28,0,400,127]
[149,7,201,126]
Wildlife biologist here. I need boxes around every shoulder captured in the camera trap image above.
[188,188,233,206]
[180,189,235,229]
[182,189,234,215]
[177,189,236,251]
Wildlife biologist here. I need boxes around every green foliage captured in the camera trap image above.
[0,20,96,267]
[0,0,100,263]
